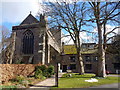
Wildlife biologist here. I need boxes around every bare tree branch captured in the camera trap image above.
[106,26,120,35]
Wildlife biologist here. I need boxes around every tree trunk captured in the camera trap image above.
[9,32,16,64]
[97,24,106,77]
[75,31,84,75]
[103,21,107,50]
[93,2,106,77]
[77,52,84,75]
[97,49,106,77]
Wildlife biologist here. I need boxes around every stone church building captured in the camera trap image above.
[12,13,61,65]
[12,13,119,74]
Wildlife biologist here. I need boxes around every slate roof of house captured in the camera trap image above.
[20,14,39,25]
[64,45,98,54]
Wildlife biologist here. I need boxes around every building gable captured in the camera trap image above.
[20,14,39,25]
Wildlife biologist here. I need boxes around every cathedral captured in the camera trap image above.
[12,13,62,65]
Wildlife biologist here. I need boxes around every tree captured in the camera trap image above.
[88,2,120,77]
[0,26,10,50]
[0,26,16,64]
[107,34,120,59]
[0,26,11,63]
[41,1,89,74]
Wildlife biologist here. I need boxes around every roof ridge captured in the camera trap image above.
[20,14,39,25]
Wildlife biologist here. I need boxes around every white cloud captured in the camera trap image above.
[80,32,95,43]
[80,32,88,41]
[105,24,118,34]
[62,35,74,45]
[39,0,79,3]
[62,31,94,45]
[1,0,40,24]
[93,24,119,37]
[93,24,119,43]
[61,32,73,45]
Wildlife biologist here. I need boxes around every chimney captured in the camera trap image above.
[40,14,46,27]
[62,42,64,54]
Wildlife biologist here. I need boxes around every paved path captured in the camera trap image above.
[107,74,120,77]
[89,83,120,88]
[28,73,65,89]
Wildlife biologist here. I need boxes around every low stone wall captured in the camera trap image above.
[0,64,41,82]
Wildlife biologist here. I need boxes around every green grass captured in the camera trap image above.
[55,73,119,88]
[0,85,17,89]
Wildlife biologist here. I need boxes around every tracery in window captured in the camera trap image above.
[23,30,34,54]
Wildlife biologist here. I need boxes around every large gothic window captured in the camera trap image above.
[23,30,34,54]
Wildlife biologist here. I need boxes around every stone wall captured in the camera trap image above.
[0,64,41,82]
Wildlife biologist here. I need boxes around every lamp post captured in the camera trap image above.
[55,62,58,87]
[52,55,58,87]
[54,52,66,87]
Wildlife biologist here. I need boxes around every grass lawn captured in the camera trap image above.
[55,73,119,88]
[0,85,17,89]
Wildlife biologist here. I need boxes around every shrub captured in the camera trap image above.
[35,65,48,77]
[34,69,43,79]
[14,75,25,84]
[21,80,29,87]
[43,65,54,78]
[42,69,48,77]
[39,65,47,72]
[34,65,54,78]
[47,65,54,76]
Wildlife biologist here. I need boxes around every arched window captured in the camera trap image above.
[23,30,34,54]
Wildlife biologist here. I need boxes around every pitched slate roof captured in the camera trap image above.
[20,14,39,25]
[64,45,98,54]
